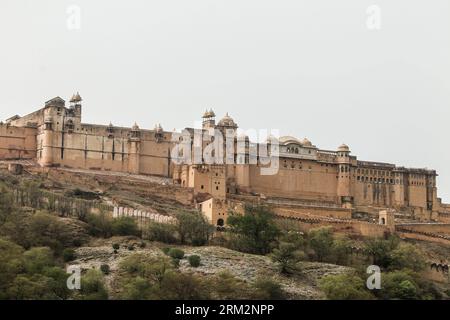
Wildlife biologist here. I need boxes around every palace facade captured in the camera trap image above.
[1,94,449,226]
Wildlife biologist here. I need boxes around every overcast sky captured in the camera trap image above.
[1,0,449,201]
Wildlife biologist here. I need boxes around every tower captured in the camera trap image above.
[154,123,164,142]
[202,109,216,129]
[39,97,66,167]
[40,115,54,166]
[234,133,251,193]
[379,209,395,232]
[128,122,141,174]
[69,92,82,120]
[336,143,352,206]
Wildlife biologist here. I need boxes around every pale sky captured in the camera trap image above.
[1,0,449,201]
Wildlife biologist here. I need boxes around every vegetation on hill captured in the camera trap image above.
[0,171,448,300]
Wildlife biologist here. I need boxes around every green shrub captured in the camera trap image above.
[85,212,113,238]
[168,248,184,260]
[73,239,83,247]
[308,227,334,262]
[112,243,120,250]
[319,273,374,300]
[79,269,108,300]
[62,248,76,262]
[100,264,110,275]
[146,222,178,244]
[388,244,426,272]
[252,277,285,300]
[111,217,140,237]
[172,258,181,268]
[188,255,201,267]
[23,247,55,274]
[161,247,171,255]
[226,205,280,255]
[175,211,214,245]
[270,242,304,274]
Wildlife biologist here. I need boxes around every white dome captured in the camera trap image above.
[301,138,312,147]
[337,143,350,152]
[131,122,140,131]
[279,136,300,145]
[217,113,237,128]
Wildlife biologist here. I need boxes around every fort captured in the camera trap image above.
[1,93,450,231]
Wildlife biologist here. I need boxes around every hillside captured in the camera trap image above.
[0,164,449,300]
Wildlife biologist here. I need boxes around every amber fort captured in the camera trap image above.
[1,93,450,231]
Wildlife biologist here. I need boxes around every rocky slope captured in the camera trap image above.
[72,236,353,300]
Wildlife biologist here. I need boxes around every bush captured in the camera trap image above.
[175,211,214,245]
[252,278,285,300]
[364,236,399,269]
[112,243,120,250]
[79,269,108,300]
[146,222,178,244]
[161,247,171,255]
[270,242,304,274]
[389,244,426,272]
[23,247,55,274]
[172,258,180,268]
[139,241,146,249]
[168,248,185,260]
[111,217,140,237]
[308,227,334,262]
[73,239,83,247]
[100,264,110,275]
[226,205,280,255]
[65,188,100,200]
[319,273,374,300]
[208,271,252,300]
[119,276,153,300]
[62,248,76,262]
[188,255,201,267]
[26,213,81,254]
[85,212,113,238]
[128,245,135,251]
[159,271,210,299]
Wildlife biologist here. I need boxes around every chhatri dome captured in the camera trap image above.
[337,143,350,152]
[202,108,216,118]
[217,113,237,128]
[154,123,163,132]
[132,122,140,131]
[301,138,312,147]
[70,92,82,103]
